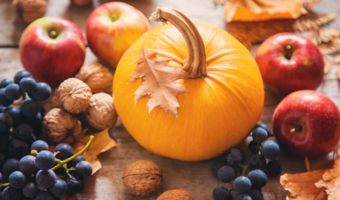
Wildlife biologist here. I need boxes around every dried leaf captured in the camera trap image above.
[307,28,340,45]
[293,12,340,32]
[129,47,188,117]
[333,53,340,64]
[324,59,334,74]
[318,38,340,55]
[213,0,227,6]
[303,0,322,11]
[224,0,312,22]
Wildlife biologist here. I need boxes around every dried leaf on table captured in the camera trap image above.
[324,59,334,74]
[129,47,188,117]
[333,53,340,64]
[307,28,340,45]
[318,38,340,56]
[303,0,322,11]
[223,0,313,22]
[293,12,340,32]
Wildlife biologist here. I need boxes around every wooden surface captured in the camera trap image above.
[0,0,340,199]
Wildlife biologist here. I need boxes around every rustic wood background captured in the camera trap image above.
[0,0,340,199]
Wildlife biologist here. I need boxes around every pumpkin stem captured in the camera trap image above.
[149,7,207,79]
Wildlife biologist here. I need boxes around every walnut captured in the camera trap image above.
[77,62,113,94]
[122,160,162,197]
[59,78,92,114]
[12,0,47,24]
[71,0,92,6]
[82,93,117,130]
[43,108,81,144]
[157,190,194,200]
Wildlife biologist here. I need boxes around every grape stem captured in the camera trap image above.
[0,182,9,189]
[22,91,26,100]
[238,164,249,176]
[51,135,94,171]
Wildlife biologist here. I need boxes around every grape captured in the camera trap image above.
[247,169,267,189]
[1,186,21,200]
[255,123,270,135]
[234,176,252,194]
[213,185,230,200]
[2,158,19,176]
[248,141,259,154]
[236,194,252,200]
[261,141,280,159]
[26,133,37,145]
[19,155,39,176]
[266,160,282,177]
[35,150,55,170]
[19,77,36,93]
[225,148,244,165]
[232,164,243,176]
[14,70,32,84]
[4,107,23,128]
[0,172,2,182]
[49,179,67,197]
[36,170,56,188]
[31,83,51,101]
[66,177,84,194]
[249,155,266,170]
[9,171,26,189]
[31,140,49,152]
[25,112,42,134]
[8,139,29,159]
[15,124,32,140]
[68,155,85,168]
[0,113,13,132]
[0,135,9,151]
[211,159,227,178]
[0,79,14,89]
[217,166,236,183]
[55,143,73,160]
[0,88,13,106]
[75,161,92,180]
[248,190,263,200]
[4,84,22,101]
[22,182,38,198]
[0,152,6,167]
[33,191,54,200]
[252,127,268,143]
[20,98,40,117]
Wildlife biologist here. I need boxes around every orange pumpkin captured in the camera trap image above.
[113,8,264,161]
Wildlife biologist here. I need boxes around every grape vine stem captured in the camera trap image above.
[0,182,9,189]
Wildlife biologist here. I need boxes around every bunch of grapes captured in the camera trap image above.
[0,137,94,200]
[211,123,282,200]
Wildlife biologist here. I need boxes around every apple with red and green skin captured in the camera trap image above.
[255,33,324,99]
[19,17,86,87]
[273,90,340,158]
[86,2,150,68]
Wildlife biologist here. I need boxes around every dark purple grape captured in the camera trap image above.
[213,185,230,200]
[33,191,54,200]
[35,150,55,170]
[4,84,22,101]
[211,159,227,178]
[31,140,49,152]
[261,141,280,160]
[225,148,245,166]
[4,107,23,128]
[236,194,252,200]
[31,83,51,101]
[252,127,268,143]
[24,112,42,134]
[1,186,21,200]
[255,123,271,135]
[75,161,93,179]
[0,152,6,167]
[248,190,263,200]
[0,79,14,89]
[2,158,18,176]
[0,88,13,106]
[8,139,28,159]
[55,143,73,160]
[19,155,39,176]
[266,160,282,177]
[0,113,13,132]
[234,176,252,194]
[49,179,67,197]
[9,171,26,189]
[247,169,267,189]
[20,98,40,117]
[14,71,32,84]
[249,155,266,170]
[22,182,38,198]
[248,141,259,154]
[68,155,85,168]
[36,170,56,188]
[19,77,36,93]
[66,177,84,194]
[218,166,236,183]
[15,124,32,140]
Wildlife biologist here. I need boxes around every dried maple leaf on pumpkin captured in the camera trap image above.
[129,47,188,117]
[223,0,315,22]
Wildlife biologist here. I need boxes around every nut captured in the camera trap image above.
[43,108,81,144]
[59,78,92,114]
[83,93,117,130]
[77,62,113,94]
[12,0,47,24]
[122,160,162,197]
[157,189,194,200]
[71,0,92,6]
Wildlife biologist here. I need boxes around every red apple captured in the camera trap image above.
[255,33,324,99]
[19,17,86,86]
[273,90,340,158]
[86,2,150,68]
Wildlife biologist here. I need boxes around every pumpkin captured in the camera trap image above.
[113,7,264,161]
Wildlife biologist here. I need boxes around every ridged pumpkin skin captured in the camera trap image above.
[113,22,264,161]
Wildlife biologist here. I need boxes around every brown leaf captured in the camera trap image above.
[307,28,340,45]
[293,12,340,32]
[316,178,340,200]
[333,53,340,64]
[318,38,340,55]
[324,59,334,74]
[129,47,188,117]
[224,0,312,22]
[303,0,322,11]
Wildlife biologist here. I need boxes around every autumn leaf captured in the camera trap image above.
[129,47,188,117]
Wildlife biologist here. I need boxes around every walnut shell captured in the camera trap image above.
[77,62,113,94]
[71,0,92,6]
[43,108,81,144]
[12,0,46,24]
[157,190,194,200]
[59,78,92,114]
[83,93,117,130]
[122,160,162,197]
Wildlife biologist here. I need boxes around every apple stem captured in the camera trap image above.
[49,30,58,39]
[285,45,293,60]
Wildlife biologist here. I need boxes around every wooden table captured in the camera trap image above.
[0,0,340,199]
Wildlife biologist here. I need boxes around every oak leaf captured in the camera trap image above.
[129,47,188,117]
